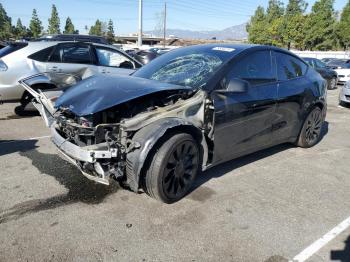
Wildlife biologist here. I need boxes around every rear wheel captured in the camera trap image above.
[328,77,337,90]
[143,133,200,203]
[297,107,324,148]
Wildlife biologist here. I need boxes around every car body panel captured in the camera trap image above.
[339,81,350,104]
[54,74,190,116]
[211,82,278,164]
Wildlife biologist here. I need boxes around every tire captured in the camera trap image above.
[328,77,337,90]
[297,107,324,148]
[143,133,200,203]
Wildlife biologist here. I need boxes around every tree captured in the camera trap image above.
[29,9,43,38]
[0,3,13,40]
[337,1,350,50]
[14,18,27,39]
[283,0,307,49]
[304,0,337,50]
[106,19,115,43]
[246,6,269,45]
[63,17,76,34]
[48,4,60,34]
[266,0,285,46]
[89,19,103,36]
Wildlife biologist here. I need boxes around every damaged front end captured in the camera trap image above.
[20,74,214,189]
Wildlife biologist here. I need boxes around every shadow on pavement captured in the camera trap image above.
[0,139,39,156]
[0,149,119,224]
[330,236,350,261]
[191,121,329,198]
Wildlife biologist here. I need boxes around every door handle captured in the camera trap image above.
[48,66,62,72]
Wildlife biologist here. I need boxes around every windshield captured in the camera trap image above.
[133,46,235,89]
[0,43,27,58]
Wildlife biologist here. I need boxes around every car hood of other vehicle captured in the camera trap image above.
[55,74,189,116]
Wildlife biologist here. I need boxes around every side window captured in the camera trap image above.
[49,44,92,64]
[276,52,308,81]
[28,46,54,62]
[95,47,134,68]
[227,50,275,86]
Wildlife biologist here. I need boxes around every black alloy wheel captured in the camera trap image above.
[144,133,200,203]
[297,107,323,148]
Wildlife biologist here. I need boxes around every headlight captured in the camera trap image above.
[0,60,7,71]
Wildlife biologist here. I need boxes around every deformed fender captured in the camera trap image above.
[125,117,206,192]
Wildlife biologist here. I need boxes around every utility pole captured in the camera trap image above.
[138,0,143,47]
[163,2,167,48]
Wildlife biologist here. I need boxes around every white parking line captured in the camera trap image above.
[292,216,350,262]
[0,135,50,144]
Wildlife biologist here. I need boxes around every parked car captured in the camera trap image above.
[303,57,338,89]
[339,80,350,106]
[0,41,142,113]
[23,44,327,203]
[133,49,160,64]
[321,57,338,64]
[329,61,350,85]
[35,34,109,45]
[0,41,7,49]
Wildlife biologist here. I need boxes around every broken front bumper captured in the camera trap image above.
[51,126,117,185]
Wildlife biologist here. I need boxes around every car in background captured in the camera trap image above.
[0,41,142,114]
[303,57,338,89]
[329,61,350,85]
[133,49,160,64]
[35,34,109,45]
[321,57,339,64]
[0,41,7,49]
[25,44,327,203]
[339,80,350,106]
[326,59,350,69]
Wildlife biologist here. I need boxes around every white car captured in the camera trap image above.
[0,41,142,113]
[334,67,350,85]
[339,80,350,106]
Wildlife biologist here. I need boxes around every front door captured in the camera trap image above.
[211,50,278,164]
[45,43,98,76]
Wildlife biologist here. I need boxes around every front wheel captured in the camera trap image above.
[143,133,200,203]
[297,107,324,148]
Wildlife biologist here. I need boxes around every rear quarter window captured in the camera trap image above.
[28,46,55,62]
[276,52,308,81]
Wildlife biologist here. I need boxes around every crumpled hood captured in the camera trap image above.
[55,74,189,116]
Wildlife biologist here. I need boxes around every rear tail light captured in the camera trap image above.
[0,60,7,71]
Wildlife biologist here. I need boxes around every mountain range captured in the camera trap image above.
[146,23,248,40]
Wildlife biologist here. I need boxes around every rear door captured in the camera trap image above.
[273,51,310,141]
[93,46,140,76]
[46,43,98,75]
[211,50,278,163]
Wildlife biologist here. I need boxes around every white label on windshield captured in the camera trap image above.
[212,47,235,52]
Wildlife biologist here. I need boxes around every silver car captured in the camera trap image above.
[0,41,142,112]
[339,80,350,106]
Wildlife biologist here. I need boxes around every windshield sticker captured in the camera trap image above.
[212,47,235,52]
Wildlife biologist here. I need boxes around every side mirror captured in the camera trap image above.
[119,60,135,69]
[218,78,249,93]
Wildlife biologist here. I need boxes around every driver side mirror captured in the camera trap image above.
[119,60,135,69]
[218,78,249,93]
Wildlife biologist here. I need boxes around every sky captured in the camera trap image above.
[1,0,348,35]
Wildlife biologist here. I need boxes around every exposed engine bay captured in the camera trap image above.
[52,88,213,187]
[20,74,214,189]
